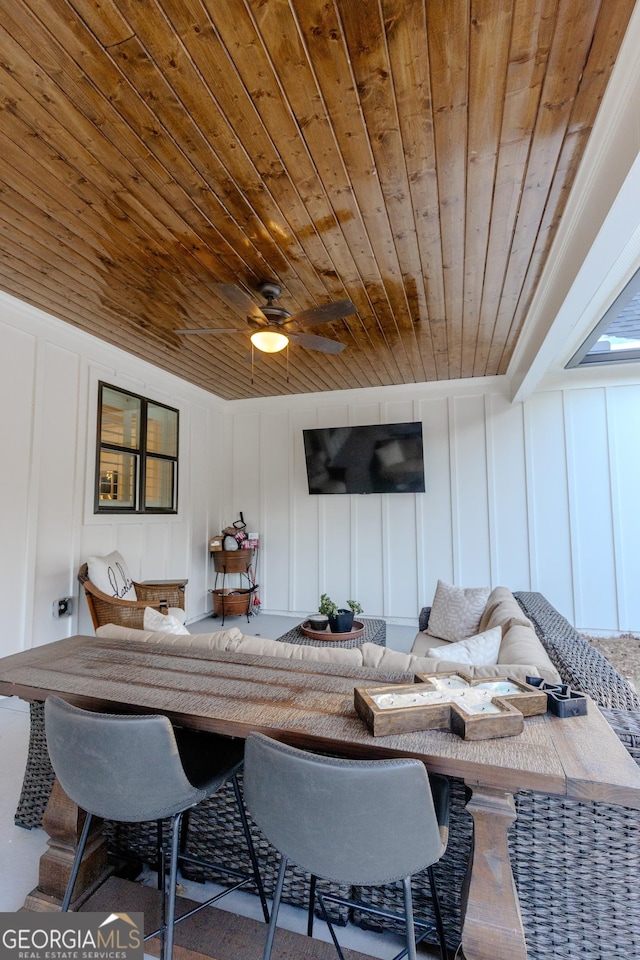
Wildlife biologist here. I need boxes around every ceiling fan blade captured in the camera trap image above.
[288,332,345,354]
[213,282,267,325]
[293,299,357,328]
[175,327,243,336]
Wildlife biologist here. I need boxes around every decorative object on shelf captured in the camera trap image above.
[318,594,363,633]
[525,676,588,717]
[212,512,249,552]
[354,672,548,739]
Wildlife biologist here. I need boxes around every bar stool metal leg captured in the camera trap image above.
[61,812,93,912]
[231,773,269,922]
[262,856,288,960]
[162,813,183,960]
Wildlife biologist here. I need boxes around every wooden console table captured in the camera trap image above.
[1,635,640,959]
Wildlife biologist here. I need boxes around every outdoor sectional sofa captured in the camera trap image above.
[14,592,640,960]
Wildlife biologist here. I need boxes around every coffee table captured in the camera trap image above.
[275,616,386,648]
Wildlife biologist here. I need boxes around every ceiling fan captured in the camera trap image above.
[175,281,356,354]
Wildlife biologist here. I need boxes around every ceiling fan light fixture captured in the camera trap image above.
[250,329,289,353]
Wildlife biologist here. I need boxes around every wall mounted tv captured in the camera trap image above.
[303,422,425,495]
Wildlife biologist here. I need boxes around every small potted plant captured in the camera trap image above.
[319,594,363,633]
[308,594,335,632]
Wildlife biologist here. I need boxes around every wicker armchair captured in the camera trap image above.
[77,563,187,631]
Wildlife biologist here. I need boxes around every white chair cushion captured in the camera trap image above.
[87,550,137,602]
[143,606,189,635]
[426,626,502,666]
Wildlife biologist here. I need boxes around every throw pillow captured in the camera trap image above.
[426,579,490,642]
[87,550,137,602]
[143,606,190,635]
[166,607,187,625]
[426,626,501,666]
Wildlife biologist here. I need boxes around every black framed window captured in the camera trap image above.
[95,383,179,514]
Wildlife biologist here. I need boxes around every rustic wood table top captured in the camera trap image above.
[0,634,638,808]
[2,635,639,960]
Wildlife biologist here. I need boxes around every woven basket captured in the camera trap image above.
[212,550,253,574]
[211,588,252,616]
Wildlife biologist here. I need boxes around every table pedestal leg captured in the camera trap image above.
[460,784,527,960]
[22,779,110,912]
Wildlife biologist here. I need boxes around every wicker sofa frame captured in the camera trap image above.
[13,592,640,958]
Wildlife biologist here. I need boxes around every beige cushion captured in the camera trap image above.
[412,586,562,683]
[414,660,543,681]
[499,623,560,683]
[95,624,362,664]
[478,586,514,631]
[361,644,417,671]
[96,623,245,650]
[481,597,535,636]
[411,632,447,657]
[360,643,541,681]
[224,633,362,665]
[96,622,560,683]
[426,626,502,666]
[426,580,490,642]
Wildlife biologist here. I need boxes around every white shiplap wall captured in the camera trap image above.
[225,375,640,635]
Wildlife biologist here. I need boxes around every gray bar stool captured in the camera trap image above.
[44,696,269,960]
[244,732,450,960]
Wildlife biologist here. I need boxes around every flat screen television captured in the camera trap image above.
[303,422,425,494]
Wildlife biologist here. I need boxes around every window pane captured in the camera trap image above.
[567,267,640,368]
[147,404,178,457]
[145,457,175,510]
[98,451,137,508]
[101,388,140,450]
[583,289,640,363]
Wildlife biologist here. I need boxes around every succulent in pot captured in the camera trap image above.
[308,610,330,631]
[318,594,338,617]
[318,594,363,633]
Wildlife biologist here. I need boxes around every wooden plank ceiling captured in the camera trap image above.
[0,0,635,400]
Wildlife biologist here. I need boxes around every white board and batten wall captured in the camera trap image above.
[2,290,640,656]
[0,292,226,656]
[225,374,640,636]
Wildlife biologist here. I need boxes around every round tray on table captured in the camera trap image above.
[300,619,365,642]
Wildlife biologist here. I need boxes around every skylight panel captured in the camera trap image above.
[567,269,640,367]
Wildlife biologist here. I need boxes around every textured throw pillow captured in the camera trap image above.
[166,607,187,625]
[143,606,190,635]
[87,550,137,601]
[426,626,501,666]
[426,580,490,642]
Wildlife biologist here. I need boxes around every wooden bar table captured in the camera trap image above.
[1,635,640,959]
